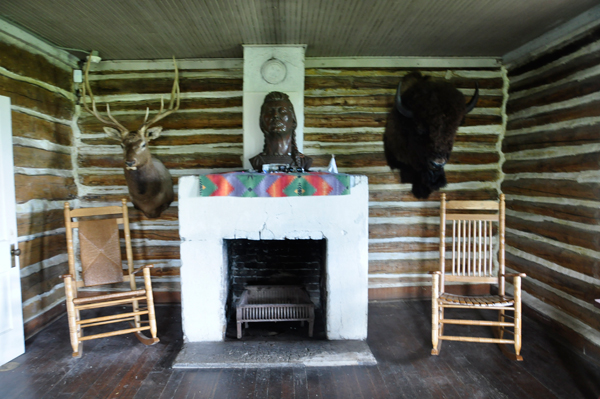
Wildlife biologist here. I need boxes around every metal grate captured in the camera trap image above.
[236,285,315,339]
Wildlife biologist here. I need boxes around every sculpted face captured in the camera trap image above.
[260,99,296,138]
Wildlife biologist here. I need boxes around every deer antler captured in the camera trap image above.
[81,54,129,136]
[139,57,180,135]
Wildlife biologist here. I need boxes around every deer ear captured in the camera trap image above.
[104,127,123,141]
[146,126,163,141]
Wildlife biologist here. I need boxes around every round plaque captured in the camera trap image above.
[260,58,287,84]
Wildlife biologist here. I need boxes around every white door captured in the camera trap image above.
[0,95,25,365]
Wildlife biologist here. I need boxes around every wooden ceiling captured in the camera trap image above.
[0,0,598,61]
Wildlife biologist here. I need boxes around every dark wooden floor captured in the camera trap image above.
[2,300,600,399]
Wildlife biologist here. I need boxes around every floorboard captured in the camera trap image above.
[1,300,599,399]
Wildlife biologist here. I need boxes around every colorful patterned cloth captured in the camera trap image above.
[199,172,352,197]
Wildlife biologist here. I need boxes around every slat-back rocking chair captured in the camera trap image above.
[62,199,159,357]
[431,193,526,361]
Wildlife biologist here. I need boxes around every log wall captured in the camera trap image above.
[504,22,600,355]
[0,30,77,337]
[80,61,505,303]
[76,61,244,303]
[302,64,505,299]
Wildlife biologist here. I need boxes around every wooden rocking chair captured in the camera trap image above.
[62,199,159,357]
[431,194,526,361]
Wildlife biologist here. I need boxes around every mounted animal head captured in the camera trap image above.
[383,72,479,199]
[81,55,179,218]
[81,56,180,170]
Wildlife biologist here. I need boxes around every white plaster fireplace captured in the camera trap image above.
[178,175,369,342]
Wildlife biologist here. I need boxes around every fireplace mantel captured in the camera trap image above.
[178,174,369,342]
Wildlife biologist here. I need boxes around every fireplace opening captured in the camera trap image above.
[224,238,327,340]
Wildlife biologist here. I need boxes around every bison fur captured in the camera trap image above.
[383,72,478,199]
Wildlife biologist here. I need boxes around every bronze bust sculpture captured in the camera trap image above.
[250,91,312,172]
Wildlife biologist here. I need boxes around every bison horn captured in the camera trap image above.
[394,82,414,118]
[465,82,479,114]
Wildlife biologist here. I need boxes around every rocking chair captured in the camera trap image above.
[431,194,525,361]
[62,199,159,357]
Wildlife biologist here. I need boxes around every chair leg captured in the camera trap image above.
[136,267,159,345]
[64,276,81,357]
[431,273,441,355]
[513,276,523,360]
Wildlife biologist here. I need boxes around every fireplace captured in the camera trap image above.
[225,238,327,338]
[178,174,369,342]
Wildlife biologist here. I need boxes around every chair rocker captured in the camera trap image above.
[62,199,159,357]
[431,194,525,361]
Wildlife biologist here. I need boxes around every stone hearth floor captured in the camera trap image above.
[172,340,377,368]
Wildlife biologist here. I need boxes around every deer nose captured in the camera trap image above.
[125,160,136,168]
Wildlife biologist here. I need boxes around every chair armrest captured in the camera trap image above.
[502,273,526,278]
[430,271,442,275]
[131,264,154,275]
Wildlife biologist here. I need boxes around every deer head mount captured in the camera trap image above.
[81,55,180,218]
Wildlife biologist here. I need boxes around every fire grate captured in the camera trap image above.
[236,285,315,339]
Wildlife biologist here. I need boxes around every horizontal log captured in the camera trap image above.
[510,49,600,94]
[17,208,65,237]
[13,146,72,170]
[507,73,600,115]
[304,132,498,144]
[521,278,600,333]
[369,189,498,203]
[78,153,242,169]
[511,253,600,303]
[506,215,600,253]
[369,223,438,240]
[508,26,600,78]
[502,122,600,153]
[20,262,68,302]
[80,193,164,204]
[129,228,180,241]
[306,67,501,76]
[14,174,77,203]
[507,99,600,131]
[305,132,384,143]
[18,233,66,268]
[0,41,72,91]
[506,199,600,226]
[368,169,499,185]
[12,111,72,146]
[305,113,501,128]
[79,111,242,133]
[130,245,179,261]
[503,151,600,174]
[81,133,242,146]
[22,286,65,323]
[305,75,503,90]
[88,77,242,95]
[369,206,439,218]
[86,96,242,113]
[304,94,502,109]
[0,75,74,120]
[127,207,179,222]
[501,179,600,201]
[310,151,499,169]
[369,241,438,253]
[507,235,599,279]
[369,259,439,274]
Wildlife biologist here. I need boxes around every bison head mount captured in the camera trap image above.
[383,72,479,199]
